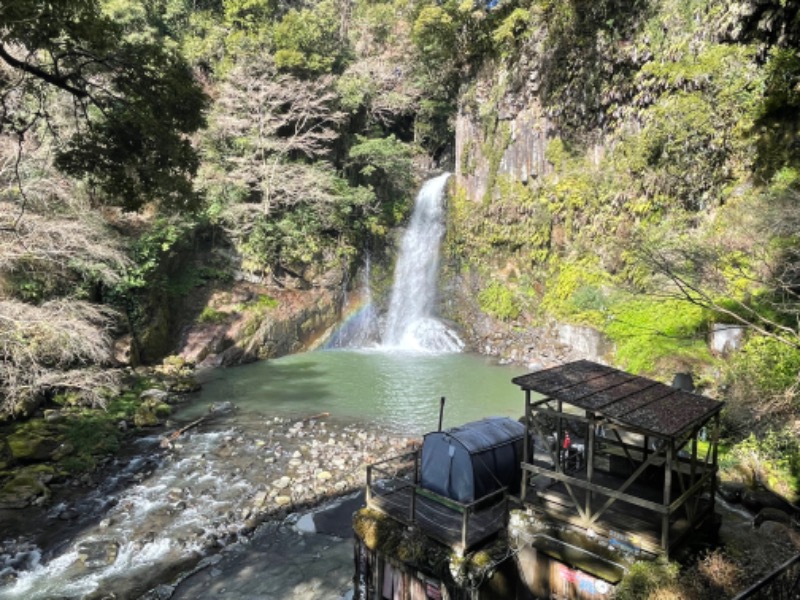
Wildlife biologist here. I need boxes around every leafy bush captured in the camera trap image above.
[724,335,800,427]
[478,282,520,321]
[721,429,800,501]
[614,559,680,600]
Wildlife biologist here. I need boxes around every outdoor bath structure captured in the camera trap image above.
[352,359,725,599]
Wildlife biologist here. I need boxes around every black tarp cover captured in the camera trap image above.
[420,416,524,504]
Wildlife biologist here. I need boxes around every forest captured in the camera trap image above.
[1,0,800,593]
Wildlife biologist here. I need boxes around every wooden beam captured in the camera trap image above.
[586,412,596,519]
[556,399,563,472]
[530,405,591,424]
[662,442,674,554]
[521,390,531,502]
[522,463,668,514]
[669,470,714,513]
[587,446,671,525]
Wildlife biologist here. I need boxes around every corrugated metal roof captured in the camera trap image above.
[512,360,724,439]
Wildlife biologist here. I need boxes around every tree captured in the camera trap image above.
[273,0,348,76]
[0,0,208,212]
[208,59,346,211]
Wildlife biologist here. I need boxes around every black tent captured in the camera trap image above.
[420,416,525,504]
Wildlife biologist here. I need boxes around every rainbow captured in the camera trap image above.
[311,293,380,350]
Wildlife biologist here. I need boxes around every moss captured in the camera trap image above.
[198,306,230,324]
[604,297,711,375]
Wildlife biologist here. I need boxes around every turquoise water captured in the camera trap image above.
[185,349,529,435]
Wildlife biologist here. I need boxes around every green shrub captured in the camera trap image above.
[614,559,680,600]
[478,282,520,321]
[721,430,800,501]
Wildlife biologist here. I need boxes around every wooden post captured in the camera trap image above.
[521,390,531,502]
[411,450,419,522]
[556,399,563,472]
[690,428,698,521]
[711,413,720,509]
[662,441,674,555]
[585,412,595,520]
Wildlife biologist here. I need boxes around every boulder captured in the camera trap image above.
[754,507,792,528]
[742,488,795,513]
[0,465,54,508]
[7,428,62,463]
[718,481,747,504]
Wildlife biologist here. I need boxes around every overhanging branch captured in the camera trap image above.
[0,43,89,99]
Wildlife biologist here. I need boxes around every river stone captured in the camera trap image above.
[273,476,291,489]
[275,495,291,507]
[718,481,746,504]
[317,471,332,481]
[43,409,66,423]
[140,389,170,403]
[77,539,120,569]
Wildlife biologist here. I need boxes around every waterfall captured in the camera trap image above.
[382,173,463,352]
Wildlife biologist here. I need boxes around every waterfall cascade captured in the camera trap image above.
[382,173,463,353]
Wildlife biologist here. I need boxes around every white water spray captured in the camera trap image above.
[382,173,463,352]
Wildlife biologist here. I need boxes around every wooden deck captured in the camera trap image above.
[366,452,508,554]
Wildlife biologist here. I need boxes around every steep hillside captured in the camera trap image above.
[443,0,800,435]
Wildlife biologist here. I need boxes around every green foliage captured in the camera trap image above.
[492,8,531,58]
[273,1,346,75]
[198,307,230,324]
[725,335,800,410]
[120,218,194,291]
[541,259,609,323]
[604,298,710,374]
[754,47,800,179]
[478,282,520,321]
[614,559,680,600]
[1,0,208,211]
[348,134,417,199]
[723,429,800,501]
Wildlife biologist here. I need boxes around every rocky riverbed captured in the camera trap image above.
[0,407,417,599]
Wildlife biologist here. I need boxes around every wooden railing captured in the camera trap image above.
[731,553,800,600]
[366,451,509,555]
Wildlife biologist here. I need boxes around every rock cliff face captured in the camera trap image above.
[455,96,553,204]
[448,62,612,366]
[177,283,342,368]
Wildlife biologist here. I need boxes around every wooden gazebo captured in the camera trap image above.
[514,360,724,557]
